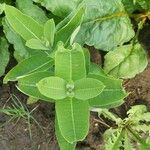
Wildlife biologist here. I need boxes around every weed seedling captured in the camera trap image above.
[0,94,42,139]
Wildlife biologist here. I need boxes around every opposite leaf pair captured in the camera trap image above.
[36,42,105,144]
[37,76,105,101]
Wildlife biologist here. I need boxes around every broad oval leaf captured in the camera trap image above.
[17,71,54,102]
[88,64,127,108]
[104,43,148,79]
[4,5,44,41]
[44,19,55,47]
[56,98,89,143]
[0,37,9,77]
[55,42,86,81]
[74,78,105,100]
[75,0,135,51]
[37,77,67,100]
[4,53,54,83]
[88,74,127,108]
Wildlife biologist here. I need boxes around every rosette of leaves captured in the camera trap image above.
[4,41,127,149]
[3,5,128,110]
[3,4,128,149]
[98,105,150,150]
[37,42,105,146]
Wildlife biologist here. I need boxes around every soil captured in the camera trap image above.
[0,25,150,150]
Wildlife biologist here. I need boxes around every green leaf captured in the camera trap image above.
[88,64,127,108]
[26,39,49,50]
[56,98,89,143]
[55,118,76,150]
[44,19,55,47]
[55,42,86,81]
[127,105,147,116]
[33,0,81,18]
[75,0,135,51]
[17,71,54,102]
[133,124,150,133]
[5,5,44,41]
[127,105,150,123]
[74,78,105,100]
[0,37,9,77]
[4,53,54,83]
[139,112,150,122]
[3,0,48,61]
[55,7,84,45]
[104,43,148,79]
[16,0,48,24]
[3,11,47,62]
[37,77,67,100]
[88,74,127,108]
[104,128,124,150]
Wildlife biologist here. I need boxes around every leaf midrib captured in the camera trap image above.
[69,51,72,81]
[84,11,127,24]
[37,84,65,91]
[70,98,77,141]
[75,87,102,91]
